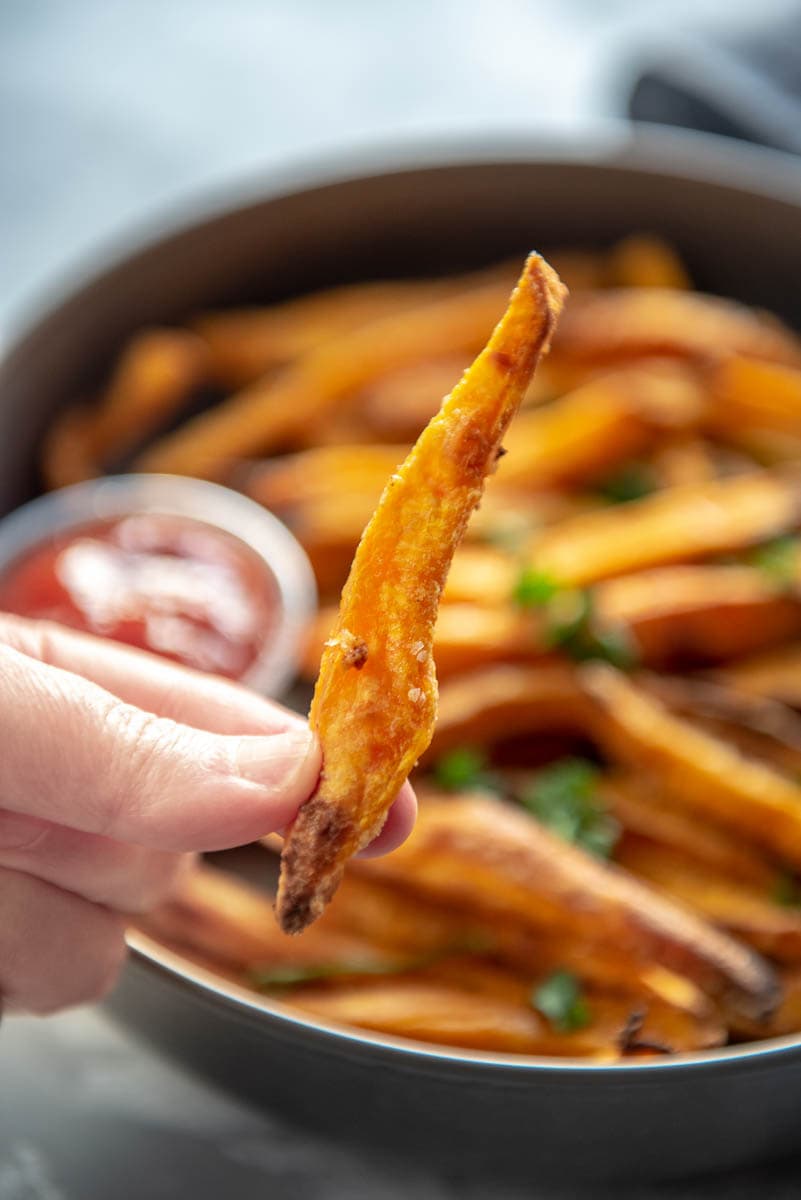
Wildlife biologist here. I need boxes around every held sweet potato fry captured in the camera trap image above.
[275,254,566,933]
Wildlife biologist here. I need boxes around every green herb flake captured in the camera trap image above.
[749,536,799,587]
[432,747,502,794]
[531,970,591,1032]
[512,566,560,608]
[544,588,638,669]
[520,757,621,859]
[596,463,657,505]
[772,871,801,908]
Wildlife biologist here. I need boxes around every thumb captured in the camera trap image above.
[0,643,321,851]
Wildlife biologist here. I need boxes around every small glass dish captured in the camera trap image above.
[0,474,317,697]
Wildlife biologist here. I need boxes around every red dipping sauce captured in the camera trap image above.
[0,513,280,680]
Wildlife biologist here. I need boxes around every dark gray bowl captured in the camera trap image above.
[4,124,801,1185]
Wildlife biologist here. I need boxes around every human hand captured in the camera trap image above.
[0,613,416,1015]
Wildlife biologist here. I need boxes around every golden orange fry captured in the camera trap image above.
[136,278,524,479]
[553,288,801,369]
[583,664,801,870]
[275,254,566,933]
[359,793,777,1022]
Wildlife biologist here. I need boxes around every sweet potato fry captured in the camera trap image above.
[615,841,801,964]
[605,235,692,291]
[533,468,801,587]
[582,664,801,869]
[286,974,721,1057]
[487,361,703,493]
[305,563,801,680]
[644,675,801,778]
[707,356,801,440]
[732,967,801,1040]
[137,278,524,479]
[194,280,466,387]
[423,663,588,760]
[135,863,381,971]
[40,405,98,489]
[552,288,801,369]
[275,255,566,933]
[719,644,801,708]
[358,793,777,1021]
[601,775,775,889]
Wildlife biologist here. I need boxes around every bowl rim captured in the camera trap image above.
[4,116,801,356]
[126,928,801,1077]
[9,119,801,1076]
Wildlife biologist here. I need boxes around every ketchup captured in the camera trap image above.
[0,513,280,680]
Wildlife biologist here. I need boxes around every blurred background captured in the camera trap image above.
[4,0,801,332]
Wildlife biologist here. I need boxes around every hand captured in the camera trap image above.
[0,614,416,1015]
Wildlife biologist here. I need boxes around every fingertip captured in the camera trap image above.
[358,781,418,859]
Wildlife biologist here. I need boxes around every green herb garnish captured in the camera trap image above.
[520,757,620,859]
[251,956,428,990]
[251,938,492,992]
[512,566,560,608]
[544,588,638,669]
[772,871,801,908]
[432,747,503,794]
[532,970,591,1032]
[748,536,799,587]
[596,462,657,505]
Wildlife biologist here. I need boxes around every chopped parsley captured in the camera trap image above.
[544,588,638,669]
[772,871,801,908]
[520,757,620,859]
[512,566,560,608]
[432,747,503,794]
[748,536,799,587]
[596,462,657,505]
[511,569,638,669]
[250,960,408,989]
[532,970,591,1032]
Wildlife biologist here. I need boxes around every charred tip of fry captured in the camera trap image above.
[276,792,354,934]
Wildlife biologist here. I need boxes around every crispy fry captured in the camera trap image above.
[732,967,801,1040]
[135,863,382,970]
[275,255,566,933]
[583,664,801,869]
[719,643,801,708]
[553,288,801,369]
[531,468,801,587]
[137,279,524,479]
[488,361,703,492]
[423,663,587,760]
[358,793,777,1021]
[605,235,692,291]
[40,405,98,489]
[601,775,775,889]
[615,841,801,964]
[707,356,801,441]
[305,563,801,680]
[194,280,468,387]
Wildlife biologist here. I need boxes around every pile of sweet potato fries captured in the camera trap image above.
[45,236,801,1060]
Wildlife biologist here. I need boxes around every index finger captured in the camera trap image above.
[0,612,303,736]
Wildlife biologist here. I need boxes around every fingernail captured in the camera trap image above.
[235,727,319,791]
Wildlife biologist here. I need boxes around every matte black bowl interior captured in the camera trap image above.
[4,125,801,1184]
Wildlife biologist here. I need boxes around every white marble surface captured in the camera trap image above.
[4,2,801,1196]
